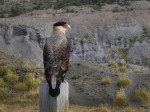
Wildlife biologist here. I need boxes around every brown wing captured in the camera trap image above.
[43,38,69,81]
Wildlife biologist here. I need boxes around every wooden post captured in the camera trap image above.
[39,80,69,112]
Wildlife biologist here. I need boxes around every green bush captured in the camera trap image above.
[0,89,9,100]
[13,82,28,92]
[101,76,112,86]
[134,88,150,106]
[114,89,128,106]
[4,70,19,85]
[117,78,132,87]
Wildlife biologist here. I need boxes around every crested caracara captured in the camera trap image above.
[43,21,71,97]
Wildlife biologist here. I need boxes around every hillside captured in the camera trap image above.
[0,51,150,112]
[0,0,150,112]
[0,0,140,17]
[0,1,150,66]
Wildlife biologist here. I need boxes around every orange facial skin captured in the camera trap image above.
[63,24,68,28]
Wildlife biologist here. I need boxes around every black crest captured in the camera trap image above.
[53,21,66,27]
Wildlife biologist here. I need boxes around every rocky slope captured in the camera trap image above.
[0,1,150,66]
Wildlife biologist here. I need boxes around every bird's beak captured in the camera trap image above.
[67,24,71,29]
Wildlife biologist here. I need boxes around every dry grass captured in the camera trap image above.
[108,60,118,67]
[114,66,127,73]
[0,103,141,112]
[0,101,38,112]
[117,78,132,87]
[70,105,140,112]
[0,105,4,112]
[75,82,86,92]
[132,68,142,73]
[34,63,41,69]
[98,105,112,112]
[69,105,114,112]
[0,78,6,88]
[123,107,138,112]
[13,82,28,92]
[21,61,33,69]
[24,73,41,90]
[133,87,150,107]
[4,69,19,85]
[0,88,9,100]
[26,90,39,99]
[101,76,112,86]
[114,89,128,106]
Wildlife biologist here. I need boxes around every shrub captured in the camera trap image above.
[133,88,150,106]
[108,60,117,67]
[13,82,28,92]
[115,66,127,73]
[25,73,41,90]
[101,76,112,86]
[132,68,141,73]
[114,89,128,106]
[0,78,6,88]
[24,73,34,80]
[117,78,132,87]
[0,89,9,100]
[4,70,19,85]
[21,61,33,69]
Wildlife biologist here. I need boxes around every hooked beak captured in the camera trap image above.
[67,24,71,29]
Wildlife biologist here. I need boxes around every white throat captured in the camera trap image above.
[54,26,66,35]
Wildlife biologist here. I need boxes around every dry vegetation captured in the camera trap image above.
[117,77,132,87]
[133,87,150,107]
[0,52,149,111]
[101,76,112,86]
[108,60,118,67]
[114,89,128,106]
[0,51,43,112]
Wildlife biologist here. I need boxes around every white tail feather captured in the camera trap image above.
[51,75,56,89]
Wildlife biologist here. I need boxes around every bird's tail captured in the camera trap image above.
[45,69,61,97]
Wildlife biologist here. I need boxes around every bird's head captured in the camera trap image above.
[53,21,71,34]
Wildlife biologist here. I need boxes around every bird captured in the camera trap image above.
[43,21,71,97]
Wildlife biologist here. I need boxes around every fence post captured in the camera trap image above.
[39,80,69,112]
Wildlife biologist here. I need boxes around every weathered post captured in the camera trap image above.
[39,80,69,112]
